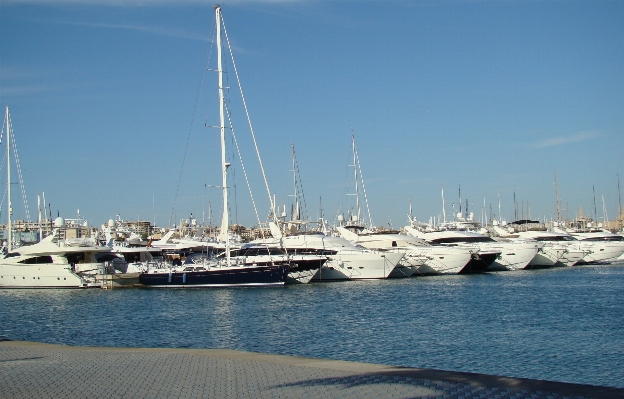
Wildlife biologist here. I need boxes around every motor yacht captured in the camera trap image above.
[0,221,114,288]
[514,231,588,267]
[564,230,624,264]
[336,225,473,276]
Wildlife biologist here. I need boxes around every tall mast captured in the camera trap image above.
[291,144,299,221]
[5,107,12,252]
[441,186,446,224]
[351,133,360,223]
[483,196,486,226]
[37,195,42,242]
[601,194,608,225]
[618,174,622,230]
[215,5,230,263]
[458,185,462,218]
[593,185,597,222]
[42,192,48,235]
[555,171,561,221]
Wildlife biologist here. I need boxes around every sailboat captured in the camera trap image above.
[139,5,289,287]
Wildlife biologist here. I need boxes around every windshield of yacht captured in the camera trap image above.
[429,236,496,244]
[534,235,577,241]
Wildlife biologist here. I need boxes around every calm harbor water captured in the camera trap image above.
[1,263,623,388]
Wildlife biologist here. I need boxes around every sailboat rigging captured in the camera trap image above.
[139,5,291,287]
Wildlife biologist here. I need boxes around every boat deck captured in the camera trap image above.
[0,340,622,398]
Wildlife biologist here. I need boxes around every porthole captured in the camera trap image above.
[23,277,25,279]
[64,278,66,280]
[33,277,35,279]
[57,277,60,280]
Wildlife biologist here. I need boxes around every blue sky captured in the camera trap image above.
[1,0,623,229]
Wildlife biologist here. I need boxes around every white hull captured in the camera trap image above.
[0,264,93,288]
[486,242,539,271]
[559,247,590,266]
[527,245,567,268]
[312,251,404,281]
[579,242,624,263]
[286,268,318,284]
[410,246,473,275]
[388,264,417,278]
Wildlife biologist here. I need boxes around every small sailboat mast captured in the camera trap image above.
[215,5,230,264]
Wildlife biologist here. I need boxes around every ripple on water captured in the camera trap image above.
[1,263,623,388]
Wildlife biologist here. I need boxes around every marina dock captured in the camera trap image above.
[1,340,622,399]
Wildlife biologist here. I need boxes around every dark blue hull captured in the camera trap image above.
[138,264,289,287]
[459,252,500,274]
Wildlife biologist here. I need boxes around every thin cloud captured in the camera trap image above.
[0,85,54,97]
[66,20,210,41]
[532,131,600,149]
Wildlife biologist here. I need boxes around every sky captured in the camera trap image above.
[1,0,624,230]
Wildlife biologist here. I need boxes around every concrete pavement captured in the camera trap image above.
[1,340,622,398]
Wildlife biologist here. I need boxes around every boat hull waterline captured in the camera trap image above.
[139,265,289,288]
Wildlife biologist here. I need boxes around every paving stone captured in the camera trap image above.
[0,341,620,399]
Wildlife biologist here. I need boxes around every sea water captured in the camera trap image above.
[1,263,623,388]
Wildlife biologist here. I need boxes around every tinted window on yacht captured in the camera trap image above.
[430,236,495,244]
[19,255,53,264]
[4,252,21,258]
[231,247,287,257]
[534,236,577,242]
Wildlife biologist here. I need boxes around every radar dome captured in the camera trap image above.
[108,219,115,227]
[54,217,65,228]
